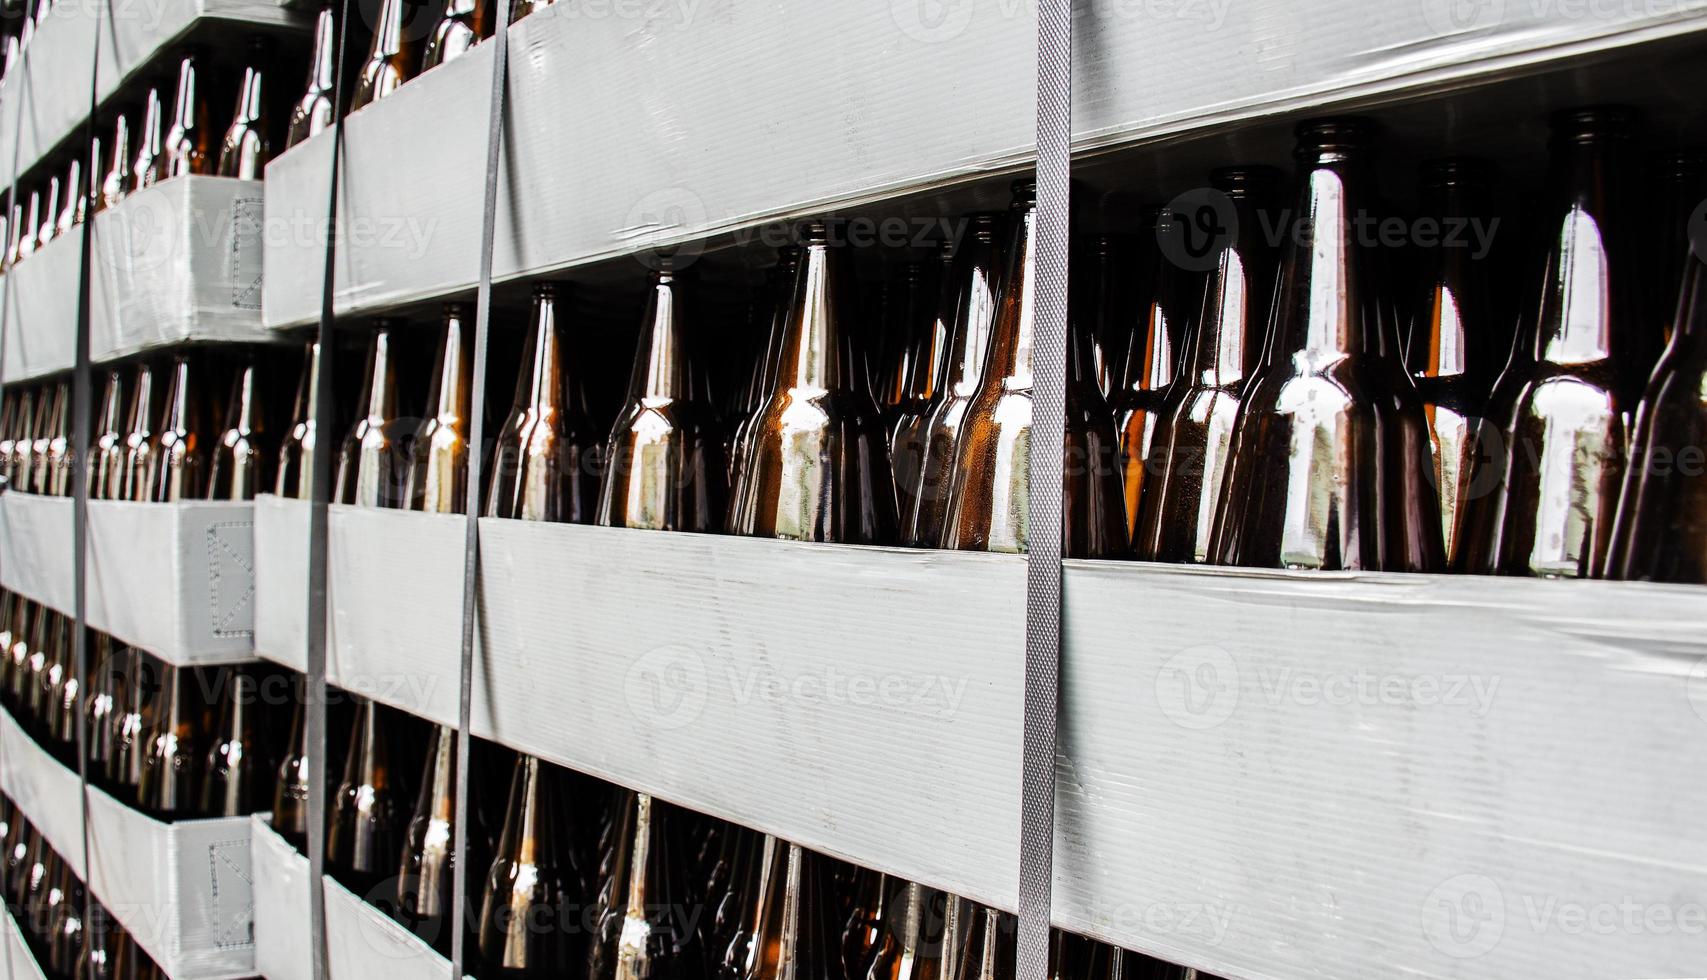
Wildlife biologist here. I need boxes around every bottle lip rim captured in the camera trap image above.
[1548,105,1637,140]
[1293,116,1377,150]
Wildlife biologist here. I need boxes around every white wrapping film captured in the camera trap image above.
[3,910,49,980]
[0,0,306,189]
[249,816,311,980]
[0,496,256,664]
[1057,560,1707,980]
[264,0,1707,327]
[0,709,255,980]
[321,875,452,980]
[2,177,274,384]
[253,494,311,672]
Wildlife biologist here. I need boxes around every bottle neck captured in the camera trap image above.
[1533,138,1624,365]
[1279,156,1372,358]
[170,60,198,133]
[774,241,854,396]
[309,8,337,93]
[986,204,1038,389]
[372,0,408,59]
[364,330,398,423]
[233,65,264,124]
[433,314,471,420]
[522,295,563,413]
[630,274,692,402]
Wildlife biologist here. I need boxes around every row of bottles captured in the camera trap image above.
[2,37,297,272]
[299,107,1707,581]
[0,795,164,980]
[0,347,292,501]
[288,688,1220,980]
[0,591,289,821]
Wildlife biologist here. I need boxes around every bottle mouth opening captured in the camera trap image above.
[1210,166,1280,194]
[1293,117,1375,156]
[1420,157,1493,186]
[530,282,557,298]
[1549,105,1635,142]
[1009,178,1037,205]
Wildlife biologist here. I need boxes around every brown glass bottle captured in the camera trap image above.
[162,50,213,178]
[277,341,321,498]
[109,648,157,806]
[1403,159,1499,563]
[891,244,956,534]
[1647,150,1706,343]
[729,220,898,544]
[6,388,34,491]
[133,87,168,191]
[209,353,274,501]
[46,858,84,977]
[121,362,164,502]
[407,305,475,514]
[596,263,728,532]
[137,663,208,819]
[3,200,20,268]
[101,112,133,210]
[1114,209,1183,546]
[487,285,601,523]
[1606,228,1707,581]
[422,0,489,70]
[36,175,59,251]
[153,354,213,502]
[733,838,841,980]
[877,261,934,421]
[338,322,416,508]
[16,190,37,261]
[77,902,116,980]
[1133,167,1279,563]
[0,390,22,489]
[41,379,71,496]
[586,791,705,980]
[87,634,124,793]
[848,876,943,980]
[199,668,263,817]
[727,249,799,503]
[55,152,83,235]
[397,724,460,952]
[217,37,273,179]
[944,903,1012,980]
[287,4,339,148]
[91,369,127,499]
[44,616,79,764]
[942,181,1127,558]
[328,697,406,896]
[350,0,421,112]
[477,754,594,979]
[1210,120,1444,572]
[1456,108,1639,578]
[272,676,323,853]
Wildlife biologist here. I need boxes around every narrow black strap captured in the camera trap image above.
[1020,0,1072,976]
[306,1,356,977]
[450,3,514,974]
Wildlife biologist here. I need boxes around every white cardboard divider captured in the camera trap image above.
[248,816,310,980]
[0,710,255,980]
[3,910,49,980]
[274,504,1707,980]
[1,177,273,384]
[1057,561,1707,980]
[263,0,1707,327]
[322,874,452,980]
[252,494,309,672]
[0,494,257,665]
[0,0,305,189]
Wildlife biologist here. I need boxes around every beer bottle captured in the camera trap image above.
[121,362,163,501]
[100,112,132,211]
[42,379,70,496]
[1647,149,1707,344]
[891,244,956,534]
[109,649,157,807]
[422,0,489,70]
[87,634,125,793]
[877,261,934,424]
[55,151,83,235]
[1211,119,1444,571]
[849,876,943,980]
[596,262,727,532]
[15,189,37,260]
[287,3,339,148]
[733,838,841,980]
[586,791,705,979]
[1133,167,1279,563]
[209,352,275,501]
[1457,108,1640,577]
[729,220,897,544]
[349,0,422,111]
[200,667,264,817]
[942,181,1127,558]
[45,858,83,977]
[1404,159,1499,563]
[477,753,596,979]
[328,696,406,897]
[133,85,167,190]
[727,249,798,503]
[1114,209,1184,545]
[0,391,20,488]
[397,724,464,953]
[5,389,33,491]
[162,49,214,178]
[487,285,601,523]
[277,341,322,498]
[217,36,273,179]
[91,369,127,500]
[77,902,115,980]
[946,903,1012,980]
[407,305,475,515]
[137,663,209,819]
[1607,210,1707,581]
[337,321,416,508]
[36,174,58,250]
[153,354,213,502]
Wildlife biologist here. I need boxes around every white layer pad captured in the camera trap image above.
[1,176,273,384]
[0,494,257,665]
[263,0,1707,327]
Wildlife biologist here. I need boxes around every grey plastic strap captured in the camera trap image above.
[70,0,105,933]
[450,4,513,975]
[307,3,356,978]
[1020,0,1072,977]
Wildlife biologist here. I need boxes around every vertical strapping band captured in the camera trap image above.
[1020,0,1073,977]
